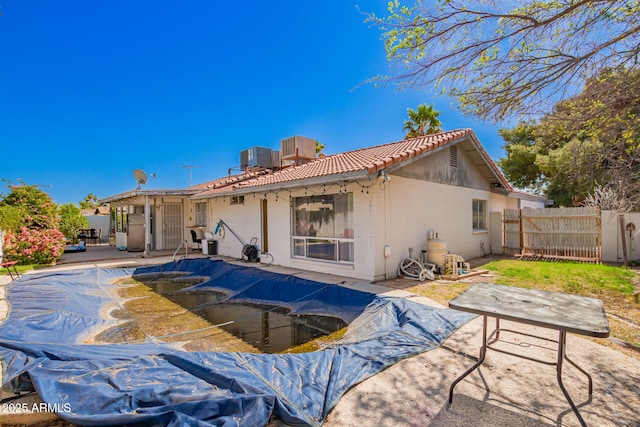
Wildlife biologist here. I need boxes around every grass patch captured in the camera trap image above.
[1,262,61,276]
[484,260,636,295]
[406,259,640,359]
[1,263,36,276]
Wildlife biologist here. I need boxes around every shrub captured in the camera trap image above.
[59,203,88,244]
[4,227,66,265]
[0,185,59,230]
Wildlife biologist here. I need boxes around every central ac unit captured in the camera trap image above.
[240,146,274,170]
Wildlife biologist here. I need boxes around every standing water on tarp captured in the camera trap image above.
[106,274,347,353]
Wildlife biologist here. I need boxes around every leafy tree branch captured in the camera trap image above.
[367,0,640,121]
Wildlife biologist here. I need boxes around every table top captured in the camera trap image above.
[449,283,610,337]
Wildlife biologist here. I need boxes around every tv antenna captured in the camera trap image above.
[132,169,156,189]
[179,164,202,186]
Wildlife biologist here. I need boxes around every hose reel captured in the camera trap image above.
[215,219,261,263]
[398,248,436,281]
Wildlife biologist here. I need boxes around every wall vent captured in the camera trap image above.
[449,145,458,168]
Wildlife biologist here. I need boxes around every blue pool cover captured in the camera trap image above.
[0,258,475,426]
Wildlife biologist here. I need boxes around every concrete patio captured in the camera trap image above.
[1,248,639,426]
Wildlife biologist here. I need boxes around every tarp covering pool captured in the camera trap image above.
[0,259,475,426]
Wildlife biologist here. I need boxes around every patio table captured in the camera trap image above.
[448,282,610,427]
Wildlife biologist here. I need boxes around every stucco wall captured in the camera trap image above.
[393,144,490,191]
[601,210,640,263]
[207,187,376,281]
[84,215,110,243]
[372,176,493,280]
[209,196,263,258]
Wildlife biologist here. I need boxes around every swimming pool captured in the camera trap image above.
[0,258,475,426]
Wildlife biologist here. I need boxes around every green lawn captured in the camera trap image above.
[484,260,640,353]
[407,259,640,358]
[483,260,636,295]
[0,263,44,276]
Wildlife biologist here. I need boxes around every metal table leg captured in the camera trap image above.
[448,315,488,404]
[557,330,591,427]
[449,319,594,427]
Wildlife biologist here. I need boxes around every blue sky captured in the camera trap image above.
[1,1,506,205]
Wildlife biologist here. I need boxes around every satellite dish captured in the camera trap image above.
[132,169,148,189]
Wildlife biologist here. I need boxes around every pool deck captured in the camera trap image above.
[1,247,639,426]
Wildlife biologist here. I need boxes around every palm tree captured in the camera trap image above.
[403,104,442,139]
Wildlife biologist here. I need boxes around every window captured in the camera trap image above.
[472,199,487,231]
[292,192,354,263]
[230,195,245,205]
[115,207,127,233]
[195,202,207,227]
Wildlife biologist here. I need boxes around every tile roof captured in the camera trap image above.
[193,129,509,197]
[189,169,272,191]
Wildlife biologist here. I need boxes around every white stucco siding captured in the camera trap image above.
[490,192,511,212]
[210,197,263,258]
[376,176,492,278]
[393,143,490,190]
[601,210,640,263]
[199,186,379,281]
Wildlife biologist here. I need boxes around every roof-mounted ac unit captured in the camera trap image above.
[280,136,316,161]
[240,146,274,170]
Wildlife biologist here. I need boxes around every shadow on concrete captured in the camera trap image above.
[431,394,553,427]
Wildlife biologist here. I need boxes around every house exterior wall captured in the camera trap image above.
[203,144,548,281]
[209,196,263,258]
[372,176,492,280]
[207,187,377,281]
[369,144,498,280]
[601,210,640,263]
[518,197,545,209]
[193,142,550,280]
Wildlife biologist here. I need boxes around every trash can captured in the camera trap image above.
[207,240,217,255]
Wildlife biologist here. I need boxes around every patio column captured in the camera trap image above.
[144,195,151,256]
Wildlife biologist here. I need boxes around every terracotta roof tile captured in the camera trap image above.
[189,169,271,191]
[235,129,471,189]
[194,129,484,197]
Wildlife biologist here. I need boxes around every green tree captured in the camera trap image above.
[403,104,442,139]
[497,123,543,192]
[0,205,22,234]
[315,140,326,157]
[0,184,65,264]
[368,1,640,121]
[79,193,99,209]
[0,184,59,231]
[59,203,88,244]
[499,68,640,209]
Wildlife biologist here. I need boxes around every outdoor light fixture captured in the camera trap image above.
[379,171,391,182]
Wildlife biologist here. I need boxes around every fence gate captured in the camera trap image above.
[504,207,601,262]
[503,209,522,255]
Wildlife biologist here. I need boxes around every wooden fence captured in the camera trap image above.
[504,207,601,262]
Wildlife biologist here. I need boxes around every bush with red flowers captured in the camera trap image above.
[0,184,66,265]
[3,227,66,265]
